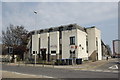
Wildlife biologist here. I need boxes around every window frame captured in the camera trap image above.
[70,36,75,45]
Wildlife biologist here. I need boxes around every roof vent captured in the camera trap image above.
[49,28,53,32]
[59,26,63,31]
[67,24,73,30]
[91,26,96,28]
[40,29,44,33]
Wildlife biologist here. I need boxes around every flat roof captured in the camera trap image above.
[28,24,86,35]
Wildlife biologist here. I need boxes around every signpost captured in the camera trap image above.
[8,47,13,63]
[8,47,13,54]
[70,45,76,65]
[33,51,37,66]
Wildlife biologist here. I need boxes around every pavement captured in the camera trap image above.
[2,58,119,73]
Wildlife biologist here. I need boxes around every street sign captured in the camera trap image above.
[70,45,75,52]
[8,47,13,54]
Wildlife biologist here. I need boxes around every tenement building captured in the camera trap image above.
[27,24,102,62]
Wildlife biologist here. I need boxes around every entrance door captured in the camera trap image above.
[41,49,46,60]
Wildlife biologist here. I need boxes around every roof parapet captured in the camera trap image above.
[28,24,86,35]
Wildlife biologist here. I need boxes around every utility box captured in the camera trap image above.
[66,59,69,65]
[68,58,73,65]
[76,58,82,64]
[61,59,66,65]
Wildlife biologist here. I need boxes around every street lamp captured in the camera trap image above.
[33,11,37,66]
[34,11,37,34]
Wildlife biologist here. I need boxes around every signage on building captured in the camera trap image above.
[71,46,74,48]
[75,46,78,49]
[70,45,78,49]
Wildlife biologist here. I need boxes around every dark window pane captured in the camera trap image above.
[33,51,35,54]
[70,36,75,45]
[51,51,56,53]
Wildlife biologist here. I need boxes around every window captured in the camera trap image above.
[33,51,35,54]
[86,36,88,53]
[96,37,98,46]
[51,51,56,54]
[70,36,75,45]
[59,50,62,55]
[96,37,98,50]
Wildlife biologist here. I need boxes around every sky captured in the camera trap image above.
[0,1,1,42]
[1,1,119,52]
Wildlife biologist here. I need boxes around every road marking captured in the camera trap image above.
[73,69,119,73]
[103,70,111,72]
[2,70,54,78]
[112,71,119,73]
[95,70,102,72]
[109,65,118,70]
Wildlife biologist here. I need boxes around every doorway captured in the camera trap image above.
[41,49,46,60]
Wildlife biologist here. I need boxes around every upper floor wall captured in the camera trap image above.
[86,27,102,60]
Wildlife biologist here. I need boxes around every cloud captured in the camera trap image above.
[1,0,119,2]
[2,2,118,29]
[0,2,2,36]
[34,2,118,27]
[2,2,118,48]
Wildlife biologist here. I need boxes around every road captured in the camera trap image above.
[94,58,119,72]
[2,64,118,78]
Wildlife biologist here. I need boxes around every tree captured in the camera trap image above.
[2,24,28,61]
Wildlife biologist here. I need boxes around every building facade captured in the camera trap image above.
[112,39,120,57]
[27,24,102,61]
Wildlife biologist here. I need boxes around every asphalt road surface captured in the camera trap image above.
[2,64,118,78]
[94,59,119,71]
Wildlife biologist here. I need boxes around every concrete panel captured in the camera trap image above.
[32,34,40,54]
[40,33,49,54]
[49,31,59,56]
[62,29,77,59]
[76,29,88,60]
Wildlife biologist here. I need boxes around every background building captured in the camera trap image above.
[113,39,120,57]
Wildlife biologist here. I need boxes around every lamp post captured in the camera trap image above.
[34,11,37,34]
[34,11,37,66]
[34,51,37,66]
